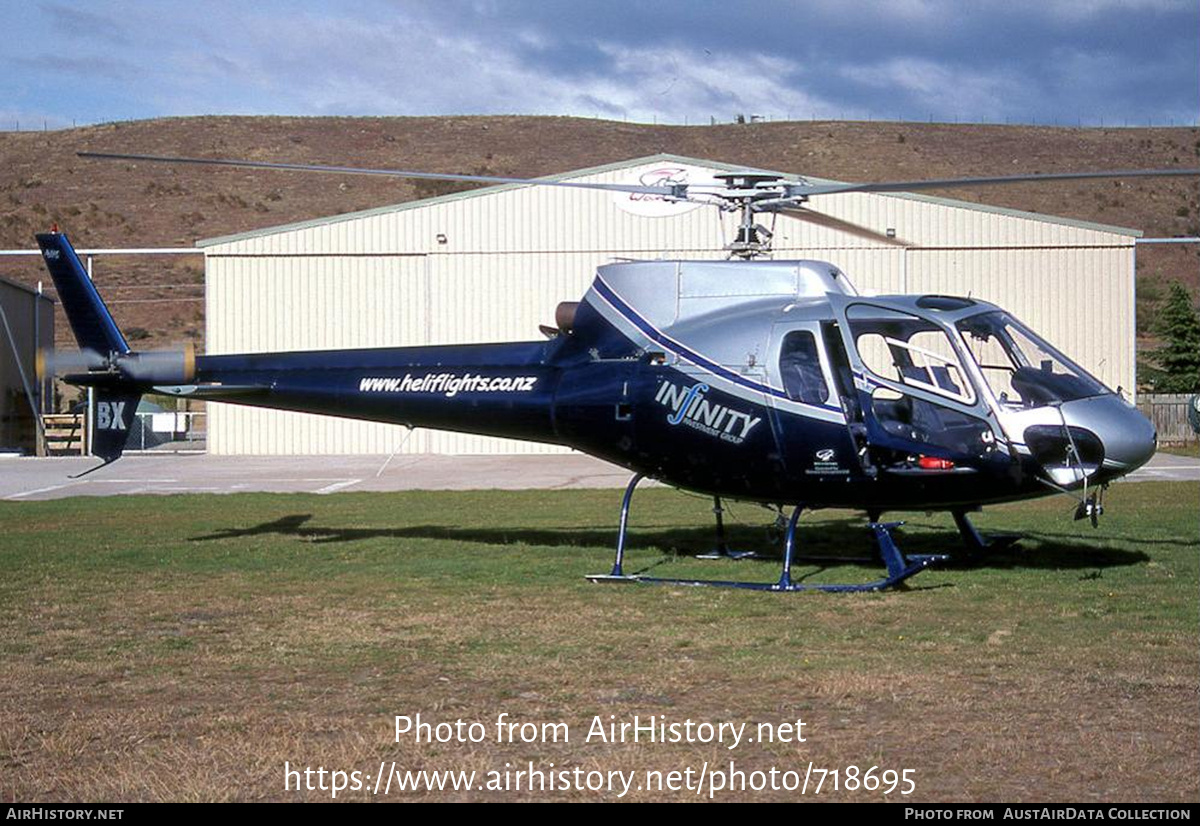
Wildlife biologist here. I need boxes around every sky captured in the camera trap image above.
[2,0,1198,130]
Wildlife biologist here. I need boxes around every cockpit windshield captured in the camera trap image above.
[956,311,1109,407]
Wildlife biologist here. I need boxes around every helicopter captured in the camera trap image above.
[31,154,1198,592]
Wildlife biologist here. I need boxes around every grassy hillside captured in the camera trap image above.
[0,116,1196,352]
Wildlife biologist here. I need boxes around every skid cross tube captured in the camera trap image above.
[586,475,946,592]
[713,496,730,555]
[952,510,1020,553]
[581,471,645,581]
[696,496,757,560]
[777,505,802,587]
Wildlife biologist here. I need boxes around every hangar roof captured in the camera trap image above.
[197,153,1142,249]
[0,276,56,301]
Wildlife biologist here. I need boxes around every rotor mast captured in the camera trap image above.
[713,172,793,259]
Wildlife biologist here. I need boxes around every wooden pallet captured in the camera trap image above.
[41,413,85,456]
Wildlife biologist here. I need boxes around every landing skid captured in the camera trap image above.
[586,474,947,592]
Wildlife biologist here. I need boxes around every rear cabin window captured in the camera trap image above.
[779,331,829,405]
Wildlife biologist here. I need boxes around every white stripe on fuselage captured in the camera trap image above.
[586,284,847,426]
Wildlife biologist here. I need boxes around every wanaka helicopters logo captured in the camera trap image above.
[655,380,762,444]
[612,164,721,217]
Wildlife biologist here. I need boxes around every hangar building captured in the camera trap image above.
[197,154,1140,456]
[0,277,54,454]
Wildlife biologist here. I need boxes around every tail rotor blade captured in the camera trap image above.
[38,348,107,380]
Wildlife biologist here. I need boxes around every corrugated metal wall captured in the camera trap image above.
[203,156,1136,455]
[206,254,434,455]
[0,279,54,453]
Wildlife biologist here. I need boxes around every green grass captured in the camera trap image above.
[0,482,1196,802]
[1160,443,1200,458]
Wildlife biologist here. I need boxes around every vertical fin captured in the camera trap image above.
[35,232,129,355]
[35,231,140,465]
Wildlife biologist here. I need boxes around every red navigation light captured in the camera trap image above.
[917,455,955,470]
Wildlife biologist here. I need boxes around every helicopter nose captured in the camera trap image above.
[1064,395,1157,479]
[1106,409,1157,473]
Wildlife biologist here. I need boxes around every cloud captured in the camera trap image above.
[13,53,140,82]
[2,0,1195,128]
[839,58,1028,122]
[109,8,832,123]
[1022,0,1194,19]
[587,45,859,122]
[38,1,132,45]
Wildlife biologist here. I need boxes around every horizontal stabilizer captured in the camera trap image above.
[152,384,267,398]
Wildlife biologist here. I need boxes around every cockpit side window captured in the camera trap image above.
[779,330,830,405]
[846,305,975,406]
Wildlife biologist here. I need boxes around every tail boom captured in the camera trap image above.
[38,231,565,458]
[188,347,562,444]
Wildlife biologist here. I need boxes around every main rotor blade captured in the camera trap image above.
[776,207,913,247]
[77,152,690,198]
[796,168,1200,197]
[78,151,1198,204]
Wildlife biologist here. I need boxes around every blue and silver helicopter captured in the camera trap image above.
[36,157,1195,592]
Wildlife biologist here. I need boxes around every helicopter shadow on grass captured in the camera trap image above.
[188,513,1151,574]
